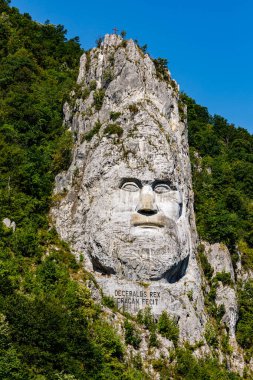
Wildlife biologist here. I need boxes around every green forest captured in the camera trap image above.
[0,0,252,378]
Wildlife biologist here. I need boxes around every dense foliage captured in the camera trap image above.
[0,0,81,232]
[180,93,253,265]
[236,280,253,356]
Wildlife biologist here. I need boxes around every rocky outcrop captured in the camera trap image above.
[51,34,207,343]
[50,36,246,375]
[203,242,235,281]
[200,241,245,375]
[201,241,237,337]
[2,217,16,232]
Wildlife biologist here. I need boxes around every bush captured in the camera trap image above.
[236,281,253,349]
[104,124,123,137]
[128,104,138,114]
[120,30,127,39]
[204,322,218,348]
[153,58,170,81]
[157,311,179,345]
[89,80,97,90]
[84,120,101,141]
[93,89,105,110]
[198,245,214,280]
[174,348,240,379]
[214,271,232,286]
[140,44,148,54]
[102,295,116,309]
[103,68,113,87]
[12,227,42,258]
[120,40,127,48]
[110,111,121,121]
[149,329,159,348]
[52,130,73,173]
[96,36,103,47]
[136,307,154,330]
[124,320,141,349]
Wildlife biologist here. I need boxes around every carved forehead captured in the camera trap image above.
[83,128,185,188]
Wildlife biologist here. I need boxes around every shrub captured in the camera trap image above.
[120,30,127,39]
[236,280,253,349]
[152,357,169,373]
[149,329,159,348]
[102,295,116,309]
[93,89,105,110]
[178,99,186,121]
[84,120,101,141]
[128,104,138,114]
[96,36,103,47]
[89,80,97,90]
[204,322,218,348]
[136,307,154,330]
[120,40,127,48]
[52,130,73,173]
[216,304,226,323]
[104,124,123,137]
[197,245,214,280]
[110,111,121,121]
[140,44,148,54]
[132,352,142,370]
[103,68,113,87]
[81,86,90,99]
[157,311,179,345]
[11,227,42,258]
[174,348,240,379]
[214,271,233,286]
[124,320,141,349]
[153,57,170,81]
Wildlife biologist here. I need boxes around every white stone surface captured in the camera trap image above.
[51,34,207,342]
[201,241,238,337]
[203,241,235,281]
[2,218,16,232]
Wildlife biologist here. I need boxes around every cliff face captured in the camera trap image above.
[51,35,238,350]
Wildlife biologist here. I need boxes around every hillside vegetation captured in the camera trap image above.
[0,1,252,378]
[181,93,253,265]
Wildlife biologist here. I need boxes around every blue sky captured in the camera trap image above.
[11,0,253,133]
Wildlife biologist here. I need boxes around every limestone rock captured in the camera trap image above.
[201,241,238,337]
[203,241,235,281]
[2,218,16,232]
[51,34,206,343]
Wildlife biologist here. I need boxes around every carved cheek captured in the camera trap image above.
[118,190,140,212]
[156,193,182,221]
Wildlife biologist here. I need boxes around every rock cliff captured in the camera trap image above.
[51,34,241,362]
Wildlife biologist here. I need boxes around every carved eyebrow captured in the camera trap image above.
[120,178,142,188]
[152,179,177,191]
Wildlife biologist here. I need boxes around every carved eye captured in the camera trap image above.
[154,184,170,194]
[121,182,140,192]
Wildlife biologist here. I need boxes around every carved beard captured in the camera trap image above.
[86,217,190,283]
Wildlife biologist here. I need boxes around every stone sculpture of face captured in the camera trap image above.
[80,125,191,283]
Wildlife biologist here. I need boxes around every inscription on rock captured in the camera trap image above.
[114,289,160,307]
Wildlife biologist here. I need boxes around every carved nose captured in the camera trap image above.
[137,186,158,216]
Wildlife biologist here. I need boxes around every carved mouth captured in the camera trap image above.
[131,213,166,228]
[135,224,162,229]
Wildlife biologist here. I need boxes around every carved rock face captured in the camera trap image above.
[51,34,241,345]
[51,34,196,284]
[82,124,191,282]
[51,34,209,342]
